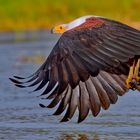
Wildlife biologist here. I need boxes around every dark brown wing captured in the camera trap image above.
[10,17,140,122]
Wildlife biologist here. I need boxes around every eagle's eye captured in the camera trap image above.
[60,26,63,30]
[52,25,66,34]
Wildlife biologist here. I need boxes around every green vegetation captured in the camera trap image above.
[0,0,139,31]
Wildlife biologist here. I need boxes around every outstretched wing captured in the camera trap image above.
[10,17,140,122]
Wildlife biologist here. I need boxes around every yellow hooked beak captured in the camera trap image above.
[51,25,66,34]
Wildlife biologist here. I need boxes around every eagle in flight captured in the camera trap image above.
[10,15,140,123]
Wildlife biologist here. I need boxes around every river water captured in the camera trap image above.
[0,31,140,140]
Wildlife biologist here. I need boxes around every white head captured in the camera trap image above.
[52,15,94,34]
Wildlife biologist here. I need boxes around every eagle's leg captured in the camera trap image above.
[134,59,140,83]
[126,61,136,89]
[126,59,140,90]
[134,59,140,91]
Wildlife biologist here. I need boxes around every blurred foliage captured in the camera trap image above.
[0,0,139,31]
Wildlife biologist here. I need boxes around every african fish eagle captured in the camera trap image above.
[10,15,140,123]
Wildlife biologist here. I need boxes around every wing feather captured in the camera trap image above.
[85,78,101,116]
[53,85,71,115]
[41,66,58,95]
[61,85,79,122]
[91,77,110,110]
[64,57,80,88]
[100,71,126,96]
[33,72,49,91]
[47,87,67,108]
[97,74,118,104]
[78,81,90,123]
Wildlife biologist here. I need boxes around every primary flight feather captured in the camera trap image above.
[10,15,140,123]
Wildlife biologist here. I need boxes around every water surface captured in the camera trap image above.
[0,31,140,140]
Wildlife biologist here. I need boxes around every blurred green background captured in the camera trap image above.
[0,0,139,31]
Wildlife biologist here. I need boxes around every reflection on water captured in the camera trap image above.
[0,30,140,140]
[58,133,100,140]
[18,54,46,64]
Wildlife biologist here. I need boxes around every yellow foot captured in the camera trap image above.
[126,61,135,89]
[126,59,140,90]
[134,59,140,83]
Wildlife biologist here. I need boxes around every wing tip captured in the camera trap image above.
[39,103,47,108]
[9,77,23,84]
[15,84,26,88]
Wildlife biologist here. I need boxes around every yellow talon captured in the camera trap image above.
[134,59,140,82]
[126,60,135,89]
[126,59,140,90]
